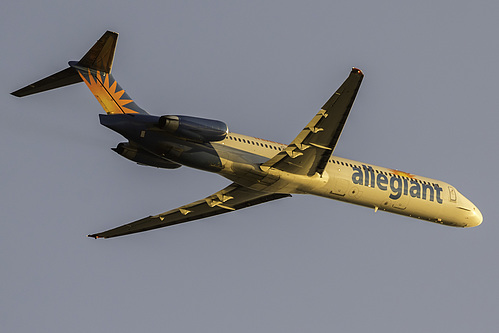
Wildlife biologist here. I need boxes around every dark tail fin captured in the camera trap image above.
[11,31,147,115]
[77,30,117,73]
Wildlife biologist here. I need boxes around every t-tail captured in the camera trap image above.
[11,31,147,115]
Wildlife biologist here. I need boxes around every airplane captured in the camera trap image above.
[11,31,482,239]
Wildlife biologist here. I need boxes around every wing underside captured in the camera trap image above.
[89,183,290,239]
[261,68,364,176]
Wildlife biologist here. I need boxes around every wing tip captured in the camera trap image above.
[87,234,105,239]
[351,67,364,75]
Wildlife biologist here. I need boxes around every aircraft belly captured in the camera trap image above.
[212,144,269,166]
[213,143,283,188]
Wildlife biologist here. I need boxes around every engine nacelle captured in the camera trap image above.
[158,115,228,142]
[112,142,182,169]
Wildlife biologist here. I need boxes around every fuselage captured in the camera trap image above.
[102,114,482,228]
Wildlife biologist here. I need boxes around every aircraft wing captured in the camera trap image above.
[261,68,364,176]
[88,183,291,239]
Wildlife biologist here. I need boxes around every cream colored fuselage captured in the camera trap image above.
[213,132,482,228]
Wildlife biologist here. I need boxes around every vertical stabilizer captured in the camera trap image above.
[78,31,117,73]
[11,31,148,115]
[71,65,147,115]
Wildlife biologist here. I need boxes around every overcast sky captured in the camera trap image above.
[2,1,499,332]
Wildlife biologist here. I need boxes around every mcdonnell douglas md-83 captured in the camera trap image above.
[11,31,482,238]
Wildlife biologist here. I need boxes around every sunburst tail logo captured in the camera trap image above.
[77,69,147,115]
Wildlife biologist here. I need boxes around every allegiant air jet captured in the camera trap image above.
[12,31,482,238]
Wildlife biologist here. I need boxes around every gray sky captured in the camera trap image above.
[2,1,498,332]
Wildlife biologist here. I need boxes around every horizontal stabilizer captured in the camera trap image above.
[11,31,118,98]
[11,67,82,97]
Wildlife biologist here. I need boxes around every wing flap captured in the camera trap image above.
[88,183,290,239]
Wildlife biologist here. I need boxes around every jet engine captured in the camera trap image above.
[112,142,182,169]
[158,115,228,142]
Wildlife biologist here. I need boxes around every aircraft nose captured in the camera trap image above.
[467,205,483,227]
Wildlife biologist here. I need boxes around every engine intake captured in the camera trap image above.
[158,115,228,142]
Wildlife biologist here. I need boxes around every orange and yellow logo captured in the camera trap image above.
[389,169,415,178]
[78,69,139,114]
